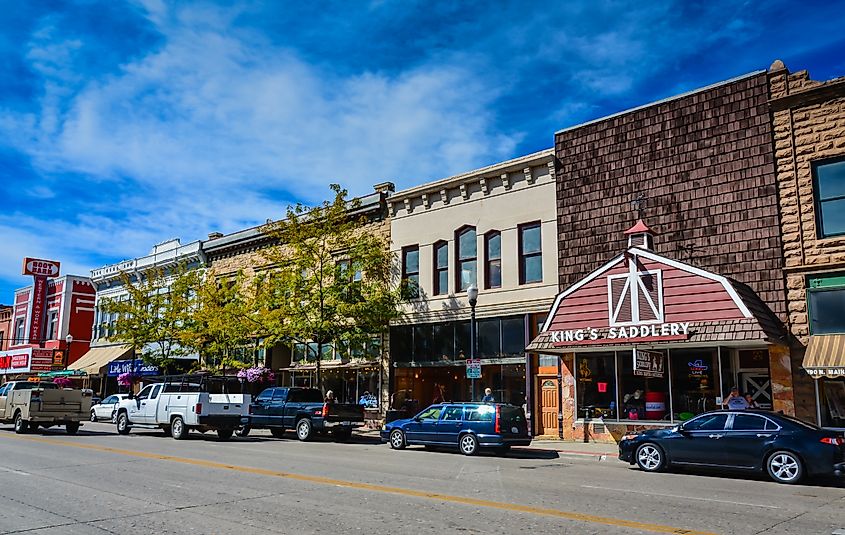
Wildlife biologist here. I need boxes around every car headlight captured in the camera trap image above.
[621,433,639,441]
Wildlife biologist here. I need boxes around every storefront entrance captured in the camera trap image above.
[537,377,559,436]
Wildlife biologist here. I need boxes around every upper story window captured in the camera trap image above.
[433,241,448,296]
[45,311,59,340]
[518,222,543,284]
[402,246,420,298]
[808,273,845,334]
[813,157,845,238]
[485,231,501,289]
[14,318,25,344]
[456,226,477,292]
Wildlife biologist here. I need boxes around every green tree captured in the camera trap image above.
[260,184,407,391]
[179,270,271,372]
[100,266,198,370]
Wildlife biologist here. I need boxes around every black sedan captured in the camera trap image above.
[619,410,845,484]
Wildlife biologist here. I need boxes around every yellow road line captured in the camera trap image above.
[1,433,715,535]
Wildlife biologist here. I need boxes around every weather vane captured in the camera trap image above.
[630,192,647,219]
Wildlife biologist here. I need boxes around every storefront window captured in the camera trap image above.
[455,320,471,358]
[414,324,433,361]
[390,325,413,362]
[820,378,845,428]
[433,323,454,361]
[576,353,616,419]
[670,348,720,419]
[618,350,669,421]
[357,369,380,407]
[501,317,525,356]
[477,318,499,357]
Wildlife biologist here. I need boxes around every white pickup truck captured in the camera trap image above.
[114,377,250,440]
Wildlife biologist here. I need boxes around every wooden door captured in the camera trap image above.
[538,378,559,436]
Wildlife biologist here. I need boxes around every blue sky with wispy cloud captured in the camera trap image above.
[1,0,844,298]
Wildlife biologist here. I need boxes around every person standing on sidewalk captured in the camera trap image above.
[482,388,495,403]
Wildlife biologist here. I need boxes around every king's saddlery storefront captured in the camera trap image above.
[526,221,793,443]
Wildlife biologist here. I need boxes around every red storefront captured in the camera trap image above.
[526,221,791,443]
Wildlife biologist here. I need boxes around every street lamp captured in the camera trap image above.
[467,284,478,401]
[65,334,73,368]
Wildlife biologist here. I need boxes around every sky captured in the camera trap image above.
[1,0,844,299]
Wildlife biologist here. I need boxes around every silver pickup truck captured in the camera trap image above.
[0,381,92,434]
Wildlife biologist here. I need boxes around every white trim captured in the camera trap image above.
[631,248,753,318]
[541,254,625,332]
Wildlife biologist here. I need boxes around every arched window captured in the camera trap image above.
[455,226,477,291]
[433,240,448,295]
[484,231,501,289]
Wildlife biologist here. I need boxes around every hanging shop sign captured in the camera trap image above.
[549,322,690,346]
[22,258,61,277]
[633,349,665,378]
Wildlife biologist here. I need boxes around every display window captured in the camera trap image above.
[575,353,616,419]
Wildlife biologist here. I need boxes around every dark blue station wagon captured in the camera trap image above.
[381,403,531,455]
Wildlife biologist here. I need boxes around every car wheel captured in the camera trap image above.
[389,429,406,450]
[14,412,27,434]
[237,426,252,437]
[28,422,39,432]
[296,419,313,441]
[116,412,130,435]
[217,429,233,441]
[171,416,187,440]
[66,422,80,435]
[635,443,666,472]
[767,451,803,484]
[459,433,479,456]
[90,410,98,422]
[270,428,286,439]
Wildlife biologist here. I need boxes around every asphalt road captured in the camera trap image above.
[0,422,843,535]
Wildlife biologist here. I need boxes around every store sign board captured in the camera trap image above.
[633,349,664,378]
[22,258,61,277]
[31,349,54,372]
[27,275,47,346]
[0,348,32,374]
[107,359,160,377]
[466,359,481,379]
[550,322,690,346]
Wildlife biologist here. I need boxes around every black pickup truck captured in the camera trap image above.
[241,387,364,441]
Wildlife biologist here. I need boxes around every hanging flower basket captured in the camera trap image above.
[117,372,136,387]
[53,377,73,388]
[237,367,275,384]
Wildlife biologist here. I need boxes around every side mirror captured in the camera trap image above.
[413,416,421,422]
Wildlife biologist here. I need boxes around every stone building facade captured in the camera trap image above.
[768,60,845,426]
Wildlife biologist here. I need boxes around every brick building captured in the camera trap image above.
[527,70,793,440]
[203,184,394,417]
[768,60,845,426]
[0,305,12,351]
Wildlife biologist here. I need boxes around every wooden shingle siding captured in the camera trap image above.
[554,73,785,322]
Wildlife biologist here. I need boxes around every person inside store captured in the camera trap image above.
[622,389,645,419]
[721,386,749,409]
[432,383,445,404]
[744,392,760,409]
[482,388,495,403]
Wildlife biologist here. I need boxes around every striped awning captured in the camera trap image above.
[803,335,845,378]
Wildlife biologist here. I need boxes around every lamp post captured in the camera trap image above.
[467,284,478,401]
[64,334,73,368]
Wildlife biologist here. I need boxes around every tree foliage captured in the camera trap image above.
[260,184,406,390]
[99,266,198,369]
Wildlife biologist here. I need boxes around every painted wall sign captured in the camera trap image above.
[0,348,32,374]
[31,348,54,372]
[634,349,665,378]
[107,359,160,377]
[549,322,690,346]
[22,258,61,277]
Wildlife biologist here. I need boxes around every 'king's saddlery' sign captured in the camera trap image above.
[550,322,690,346]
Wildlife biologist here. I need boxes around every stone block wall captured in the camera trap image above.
[769,62,845,421]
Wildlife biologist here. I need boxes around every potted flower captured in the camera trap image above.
[53,377,73,389]
[237,366,275,384]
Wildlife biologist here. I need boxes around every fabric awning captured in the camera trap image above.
[72,345,133,375]
[803,335,845,378]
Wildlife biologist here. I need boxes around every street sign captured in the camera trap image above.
[466,358,481,379]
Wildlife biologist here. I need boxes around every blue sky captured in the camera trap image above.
[1,0,844,299]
